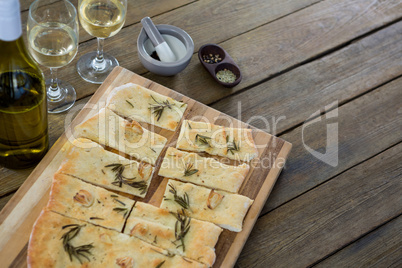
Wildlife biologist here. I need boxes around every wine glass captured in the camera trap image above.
[27,0,78,113]
[76,0,127,84]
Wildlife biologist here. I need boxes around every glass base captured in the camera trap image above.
[76,51,119,84]
[46,78,76,113]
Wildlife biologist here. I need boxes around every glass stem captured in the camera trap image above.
[48,67,61,100]
[92,37,106,71]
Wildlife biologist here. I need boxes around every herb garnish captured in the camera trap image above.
[61,224,94,264]
[89,217,104,220]
[184,163,198,177]
[104,163,148,194]
[182,256,193,263]
[149,95,174,121]
[166,183,190,210]
[195,134,211,146]
[227,138,240,155]
[126,100,134,108]
[113,198,126,206]
[155,260,166,268]
[113,207,129,218]
[171,209,191,252]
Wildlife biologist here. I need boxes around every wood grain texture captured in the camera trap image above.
[211,20,402,134]
[314,215,402,268]
[261,76,402,214]
[237,142,402,268]
[144,0,402,105]
[0,67,291,267]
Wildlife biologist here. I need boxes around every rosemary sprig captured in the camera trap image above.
[184,163,198,177]
[155,260,166,268]
[195,134,211,146]
[126,100,134,108]
[166,183,190,210]
[227,138,240,155]
[171,209,191,252]
[113,207,129,218]
[61,224,94,264]
[149,95,174,121]
[105,164,148,194]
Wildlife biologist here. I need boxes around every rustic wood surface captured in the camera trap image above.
[1,0,402,267]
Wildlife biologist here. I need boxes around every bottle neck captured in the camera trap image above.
[0,0,22,41]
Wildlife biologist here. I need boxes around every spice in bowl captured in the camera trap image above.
[202,54,222,64]
[216,69,236,83]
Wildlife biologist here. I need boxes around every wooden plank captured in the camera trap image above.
[314,215,402,267]
[19,0,322,103]
[143,0,402,105]
[236,142,402,267]
[211,20,402,134]
[261,76,402,213]
[19,0,195,45]
[0,67,291,267]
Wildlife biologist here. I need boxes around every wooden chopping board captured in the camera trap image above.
[0,67,292,268]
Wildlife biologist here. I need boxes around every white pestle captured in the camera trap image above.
[141,17,176,62]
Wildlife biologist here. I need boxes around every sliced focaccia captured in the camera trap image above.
[59,138,154,198]
[160,180,253,232]
[218,127,259,161]
[158,147,249,193]
[28,209,206,268]
[176,120,227,156]
[124,201,222,267]
[106,83,187,131]
[47,172,134,232]
[74,108,167,165]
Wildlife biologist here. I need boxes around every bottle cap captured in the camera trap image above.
[0,0,22,41]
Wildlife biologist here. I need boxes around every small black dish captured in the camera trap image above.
[198,44,242,88]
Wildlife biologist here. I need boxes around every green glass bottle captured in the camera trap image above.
[0,0,48,169]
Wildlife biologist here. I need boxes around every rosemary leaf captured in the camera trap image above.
[61,224,94,264]
[168,184,190,210]
[113,207,128,218]
[195,134,211,146]
[126,100,134,108]
[113,198,126,206]
[155,260,166,268]
[183,163,198,177]
[149,95,174,121]
[227,138,240,155]
[89,217,104,220]
[171,209,191,252]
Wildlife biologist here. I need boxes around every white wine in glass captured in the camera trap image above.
[28,0,79,113]
[77,0,127,84]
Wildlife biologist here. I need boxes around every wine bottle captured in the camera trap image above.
[0,0,49,169]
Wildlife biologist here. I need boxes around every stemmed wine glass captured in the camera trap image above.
[77,0,127,84]
[27,0,78,113]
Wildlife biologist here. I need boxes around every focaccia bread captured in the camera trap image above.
[47,172,134,232]
[74,108,167,165]
[218,127,259,161]
[106,83,187,131]
[158,147,249,193]
[28,209,206,268]
[124,201,222,267]
[176,120,227,156]
[160,180,253,232]
[60,138,154,198]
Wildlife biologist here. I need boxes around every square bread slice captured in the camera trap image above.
[160,180,253,232]
[106,83,187,131]
[47,172,135,232]
[176,120,227,156]
[74,108,167,165]
[28,209,206,267]
[219,127,259,161]
[158,147,250,193]
[60,138,154,198]
[124,201,222,267]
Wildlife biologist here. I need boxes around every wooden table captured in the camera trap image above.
[1,0,401,267]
